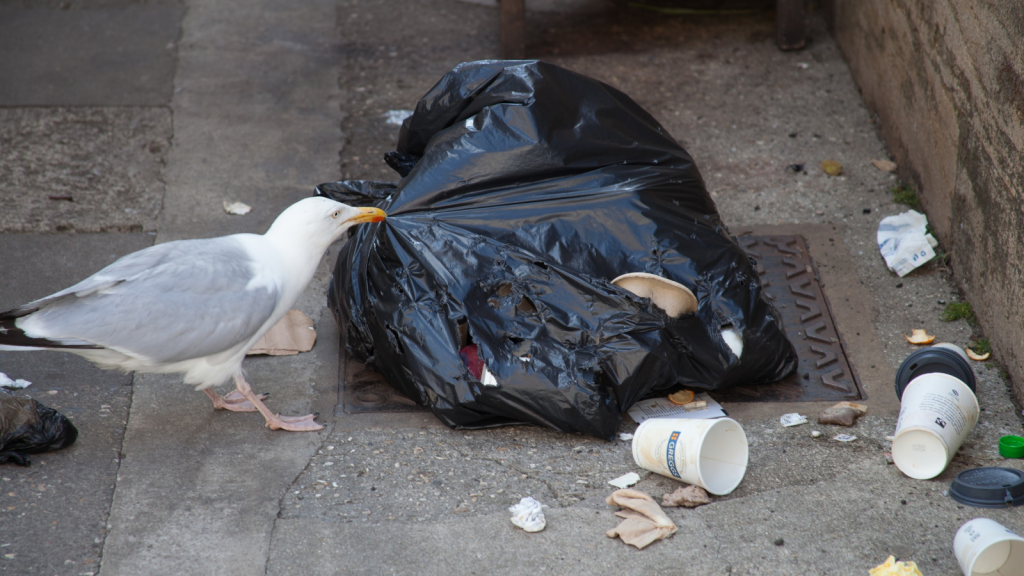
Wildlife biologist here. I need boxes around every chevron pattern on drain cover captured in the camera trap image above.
[338,234,861,414]
[711,235,862,402]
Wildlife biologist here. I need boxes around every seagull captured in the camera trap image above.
[0,197,386,432]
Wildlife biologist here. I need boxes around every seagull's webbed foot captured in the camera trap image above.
[232,373,323,432]
[204,388,268,412]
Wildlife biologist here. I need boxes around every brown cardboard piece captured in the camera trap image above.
[247,310,316,356]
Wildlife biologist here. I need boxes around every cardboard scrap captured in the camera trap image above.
[248,310,316,356]
[605,489,677,549]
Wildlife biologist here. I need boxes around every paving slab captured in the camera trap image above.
[155,0,344,243]
[0,233,151,576]
[0,107,172,233]
[0,1,183,106]
[96,0,344,573]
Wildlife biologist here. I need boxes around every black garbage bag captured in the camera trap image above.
[0,390,78,465]
[321,60,797,439]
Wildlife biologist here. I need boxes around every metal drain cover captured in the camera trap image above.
[339,234,861,413]
[712,235,862,402]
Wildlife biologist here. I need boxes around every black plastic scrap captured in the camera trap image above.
[320,60,797,439]
[0,391,78,465]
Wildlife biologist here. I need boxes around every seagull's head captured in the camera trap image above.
[266,197,386,251]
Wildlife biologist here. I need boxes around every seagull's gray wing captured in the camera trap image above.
[16,237,280,364]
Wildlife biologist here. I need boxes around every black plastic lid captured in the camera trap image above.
[895,346,976,400]
[949,467,1024,508]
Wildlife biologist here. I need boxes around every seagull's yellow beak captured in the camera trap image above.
[347,207,387,224]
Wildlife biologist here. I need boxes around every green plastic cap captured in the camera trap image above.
[999,435,1024,459]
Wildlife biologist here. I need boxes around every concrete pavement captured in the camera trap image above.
[1,1,1022,575]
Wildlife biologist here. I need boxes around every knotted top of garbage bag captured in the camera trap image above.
[320,60,796,439]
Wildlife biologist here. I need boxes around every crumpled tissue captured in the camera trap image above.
[605,489,677,549]
[877,210,939,277]
[509,497,546,532]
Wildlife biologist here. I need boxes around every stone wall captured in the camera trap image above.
[821,1,1024,403]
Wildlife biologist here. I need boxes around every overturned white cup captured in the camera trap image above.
[954,518,1024,576]
[892,372,980,480]
[631,417,748,495]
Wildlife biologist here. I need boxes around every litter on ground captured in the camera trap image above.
[508,497,546,533]
[608,472,641,489]
[627,393,726,423]
[661,485,712,508]
[780,413,807,427]
[877,209,938,277]
[605,489,677,549]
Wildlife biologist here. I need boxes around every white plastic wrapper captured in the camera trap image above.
[509,497,546,532]
[833,434,858,443]
[382,109,414,126]
[780,413,807,427]
[608,472,640,489]
[877,210,939,277]
[0,372,31,389]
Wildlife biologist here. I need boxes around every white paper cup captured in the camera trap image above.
[953,518,1024,576]
[892,372,980,480]
[631,417,748,495]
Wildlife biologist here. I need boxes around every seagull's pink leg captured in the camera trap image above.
[232,373,323,432]
[204,388,267,412]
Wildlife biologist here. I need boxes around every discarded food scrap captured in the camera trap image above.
[904,329,935,345]
[817,402,867,427]
[0,198,386,432]
[667,389,695,405]
[965,348,990,361]
[869,555,922,576]
[605,489,677,549]
[661,485,712,508]
[508,497,546,532]
[821,159,843,176]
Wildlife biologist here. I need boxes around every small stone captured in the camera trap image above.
[773,538,784,546]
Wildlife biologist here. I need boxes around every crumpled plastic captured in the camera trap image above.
[877,210,939,277]
[605,488,677,549]
[0,390,78,466]
[321,60,797,439]
[508,496,546,532]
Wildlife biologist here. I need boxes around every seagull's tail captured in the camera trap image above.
[0,309,101,351]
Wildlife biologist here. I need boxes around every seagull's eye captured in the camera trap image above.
[331,210,341,219]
